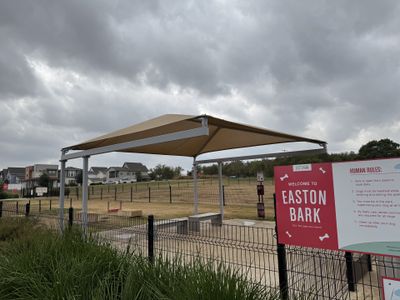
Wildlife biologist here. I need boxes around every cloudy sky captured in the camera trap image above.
[1,0,400,172]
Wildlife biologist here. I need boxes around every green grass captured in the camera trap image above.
[0,218,278,300]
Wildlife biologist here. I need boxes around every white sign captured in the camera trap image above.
[383,277,400,300]
[332,158,400,256]
[257,171,264,182]
[36,187,48,196]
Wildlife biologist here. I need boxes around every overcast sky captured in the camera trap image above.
[1,0,400,172]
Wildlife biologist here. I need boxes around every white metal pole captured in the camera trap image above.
[218,162,224,220]
[82,156,89,235]
[59,157,66,232]
[193,158,198,214]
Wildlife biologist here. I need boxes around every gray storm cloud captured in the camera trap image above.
[1,0,400,170]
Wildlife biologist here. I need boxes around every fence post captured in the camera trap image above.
[39,199,42,213]
[169,185,172,203]
[222,185,225,206]
[274,194,289,300]
[101,188,103,200]
[130,186,133,202]
[114,186,117,201]
[68,207,74,227]
[25,202,30,217]
[16,202,19,214]
[0,201,3,218]
[148,187,151,203]
[49,199,52,211]
[148,215,154,263]
[345,252,356,292]
[366,254,372,272]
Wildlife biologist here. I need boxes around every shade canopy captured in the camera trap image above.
[67,114,325,158]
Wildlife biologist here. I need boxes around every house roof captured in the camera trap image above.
[6,167,25,180]
[65,167,81,171]
[90,167,108,174]
[67,114,326,158]
[123,162,149,172]
[108,167,127,171]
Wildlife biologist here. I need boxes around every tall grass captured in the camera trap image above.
[0,218,278,300]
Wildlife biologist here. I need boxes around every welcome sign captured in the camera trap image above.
[275,158,400,257]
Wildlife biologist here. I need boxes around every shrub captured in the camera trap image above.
[0,220,276,300]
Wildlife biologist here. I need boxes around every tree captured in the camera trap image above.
[358,138,400,159]
[38,173,50,187]
[75,172,83,185]
[149,164,178,180]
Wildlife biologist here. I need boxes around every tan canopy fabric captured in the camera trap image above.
[68,114,325,157]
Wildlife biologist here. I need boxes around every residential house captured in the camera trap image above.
[106,167,136,183]
[25,164,59,188]
[3,167,25,184]
[65,167,82,185]
[88,167,107,184]
[122,162,150,181]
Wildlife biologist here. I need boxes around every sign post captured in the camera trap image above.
[256,171,265,218]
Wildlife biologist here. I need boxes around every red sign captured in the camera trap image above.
[2,183,8,191]
[274,163,339,250]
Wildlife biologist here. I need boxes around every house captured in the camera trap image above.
[88,167,107,184]
[122,162,150,181]
[65,167,82,185]
[3,167,25,184]
[25,164,59,188]
[106,167,137,183]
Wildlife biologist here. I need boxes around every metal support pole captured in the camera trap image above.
[68,207,74,227]
[274,194,289,300]
[218,162,224,219]
[367,254,372,272]
[193,158,199,214]
[25,202,30,217]
[59,157,66,232]
[345,252,355,292]
[148,215,154,264]
[169,185,172,203]
[130,186,133,202]
[222,185,225,206]
[148,186,151,203]
[82,156,89,235]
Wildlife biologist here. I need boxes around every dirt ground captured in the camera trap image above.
[10,178,276,220]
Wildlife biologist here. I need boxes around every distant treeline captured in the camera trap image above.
[200,138,400,178]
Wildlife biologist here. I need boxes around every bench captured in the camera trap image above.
[188,213,222,232]
[154,217,188,235]
[77,211,99,223]
[117,210,143,218]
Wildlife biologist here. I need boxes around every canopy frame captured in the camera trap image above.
[58,115,326,232]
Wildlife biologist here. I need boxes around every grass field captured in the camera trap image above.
[8,177,276,220]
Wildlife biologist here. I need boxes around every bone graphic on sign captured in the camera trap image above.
[319,167,326,174]
[319,233,330,241]
[285,231,292,238]
[280,174,289,181]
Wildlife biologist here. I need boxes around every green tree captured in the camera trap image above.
[75,172,83,185]
[149,164,177,180]
[358,138,400,159]
[38,173,50,187]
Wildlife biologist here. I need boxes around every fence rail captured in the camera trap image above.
[0,200,399,300]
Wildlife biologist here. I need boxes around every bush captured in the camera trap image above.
[0,220,276,300]
[0,191,19,199]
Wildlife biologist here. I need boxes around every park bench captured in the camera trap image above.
[154,217,188,235]
[188,212,222,232]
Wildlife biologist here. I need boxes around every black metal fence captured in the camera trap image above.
[0,200,399,300]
